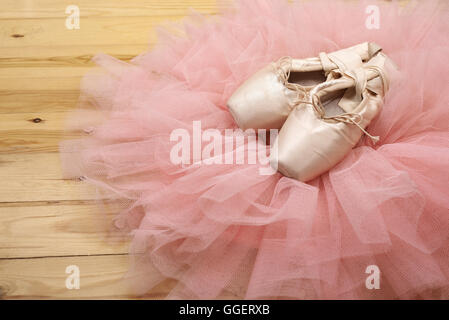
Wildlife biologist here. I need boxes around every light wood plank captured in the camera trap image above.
[0,254,243,299]
[0,178,99,202]
[0,110,85,153]
[0,45,146,64]
[0,254,174,299]
[0,152,106,202]
[0,203,129,259]
[0,91,78,114]
[1,16,200,49]
[0,67,90,92]
[0,131,76,154]
[0,111,70,132]
[1,152,64,179]
[0,150,130,259]
[0,0,220,19]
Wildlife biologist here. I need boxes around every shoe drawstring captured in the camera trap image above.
[276,56,388,144]
[276,56,308,108]
[310,93,381,144]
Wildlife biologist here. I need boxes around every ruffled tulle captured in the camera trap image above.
[60,0,449,299]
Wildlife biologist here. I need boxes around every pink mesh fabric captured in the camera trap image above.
[60,0,449,299]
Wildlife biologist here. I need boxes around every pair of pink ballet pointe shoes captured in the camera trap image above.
[227,42,392,182]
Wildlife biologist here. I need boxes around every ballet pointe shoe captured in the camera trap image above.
[270,52,392,182]
[227,42,382,131]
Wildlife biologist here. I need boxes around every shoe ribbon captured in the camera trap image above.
[276,56,388,144]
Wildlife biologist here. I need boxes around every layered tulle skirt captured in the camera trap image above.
[60,0,449,299]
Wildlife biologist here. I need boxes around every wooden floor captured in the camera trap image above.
[0,0,223,300]
[0,0,413,299]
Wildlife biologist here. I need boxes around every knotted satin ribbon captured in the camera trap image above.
[276,56,388,143]
[276,56,308,107]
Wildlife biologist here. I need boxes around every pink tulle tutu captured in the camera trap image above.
[60,0,449,299]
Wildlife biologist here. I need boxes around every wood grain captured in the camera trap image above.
[0,152,99,202]
[0,0,416,300]
[0,0,222,299]
[0,203,129,259]
[0,112,78,153]
[0,91,79,114]
[0,254,176,299]
[0,0,221,19]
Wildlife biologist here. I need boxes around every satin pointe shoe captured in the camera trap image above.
[270,51,392,182]
[227,42,382,131]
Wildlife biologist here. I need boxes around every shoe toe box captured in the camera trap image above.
[270,108,355,182]
[227,65,293,131]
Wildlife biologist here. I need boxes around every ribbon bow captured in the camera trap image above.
[276,56,388,144]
